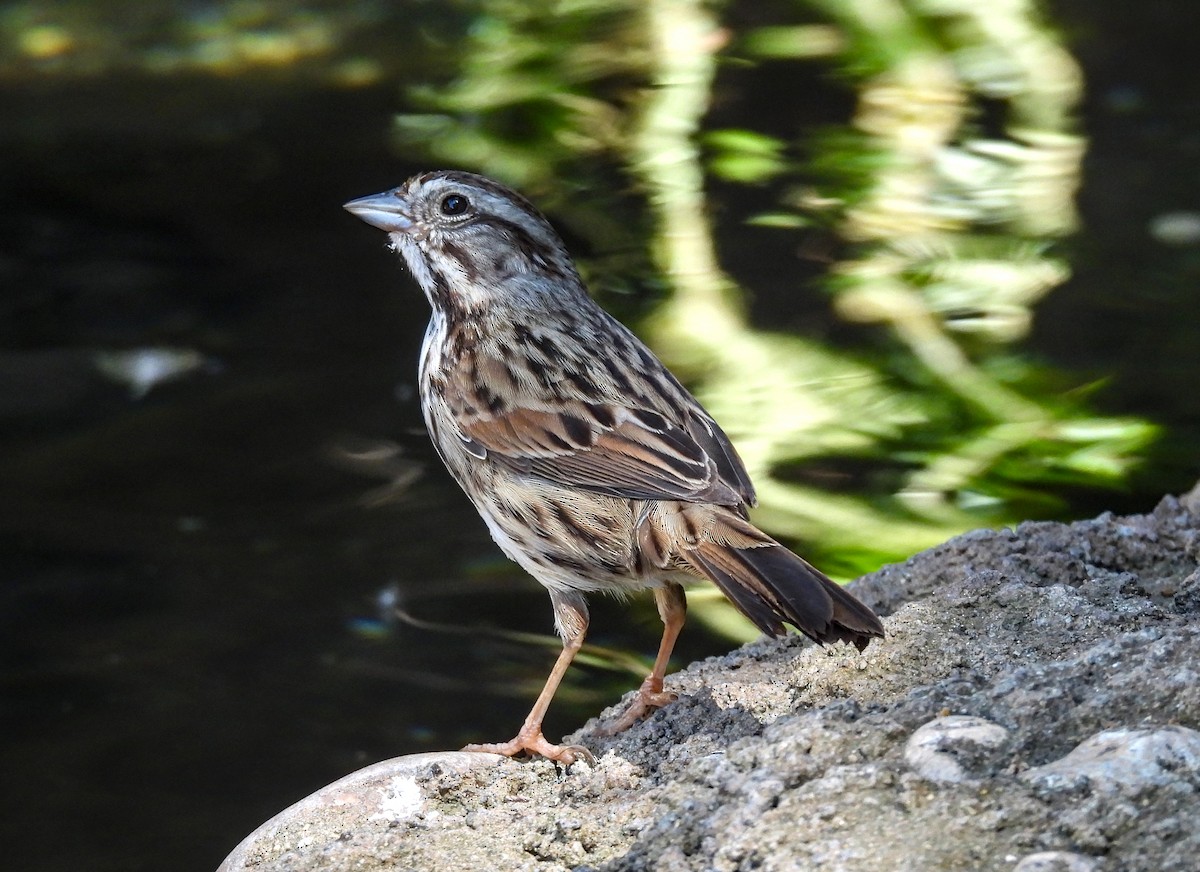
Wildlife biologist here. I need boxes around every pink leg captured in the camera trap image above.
[602,581,687,734]
[462,590,593,764]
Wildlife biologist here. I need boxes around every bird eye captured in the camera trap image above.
[440,194,470,216]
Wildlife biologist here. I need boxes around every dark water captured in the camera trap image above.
[1,3,1198,871]
[0,74,719,871]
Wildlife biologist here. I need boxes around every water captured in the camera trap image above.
[2,4,1198,871]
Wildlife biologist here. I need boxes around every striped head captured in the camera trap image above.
[344,171,586,316]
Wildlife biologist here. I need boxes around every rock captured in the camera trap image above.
[1173,568,1200,614]
[904,715,1010,783]
[1022,726,1200,793]
[219,489,1200,871]
[218,752,504,872]
[1012,851,1101,872]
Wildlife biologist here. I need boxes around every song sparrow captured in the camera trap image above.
[344,171,884,763]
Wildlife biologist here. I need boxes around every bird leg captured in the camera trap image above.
[602,581,687,734]
[462,590,593,764]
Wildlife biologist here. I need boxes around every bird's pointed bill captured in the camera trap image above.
[344,190,414,233]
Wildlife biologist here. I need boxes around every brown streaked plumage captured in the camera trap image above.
[345,171,884,763]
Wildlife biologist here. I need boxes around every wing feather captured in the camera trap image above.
[441,329,757,507]
[461,402,743,504]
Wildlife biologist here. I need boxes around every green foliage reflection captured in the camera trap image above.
[392,0,1156,636]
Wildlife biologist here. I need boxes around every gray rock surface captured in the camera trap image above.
[220,486,1200,871]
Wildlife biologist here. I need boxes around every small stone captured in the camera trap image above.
[1013,850,1101,872]
[904,715,1010,784]
[1022,726,1200,792]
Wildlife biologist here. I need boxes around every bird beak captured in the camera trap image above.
[343,189,414,233]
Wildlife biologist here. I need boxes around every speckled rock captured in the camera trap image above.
[220,487,1200,872]
[905,715,1011,784]
[218,752,504,872]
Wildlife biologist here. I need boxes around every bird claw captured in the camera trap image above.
[598,686,679,735]
[462,731,594,766]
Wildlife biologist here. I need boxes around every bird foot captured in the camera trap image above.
[462,728,593,765]
[598,679,679,735]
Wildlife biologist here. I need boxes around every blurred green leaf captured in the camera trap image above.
[741,25,845,60]
[746,212,810,228]
[705,128,787,182]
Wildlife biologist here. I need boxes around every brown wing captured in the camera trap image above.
[449,382,755,509]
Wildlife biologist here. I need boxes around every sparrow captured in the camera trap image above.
[345,171,884,763]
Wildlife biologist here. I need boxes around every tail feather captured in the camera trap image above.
[685,540,884,652]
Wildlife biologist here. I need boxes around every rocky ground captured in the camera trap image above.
[220,485,1200,871]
